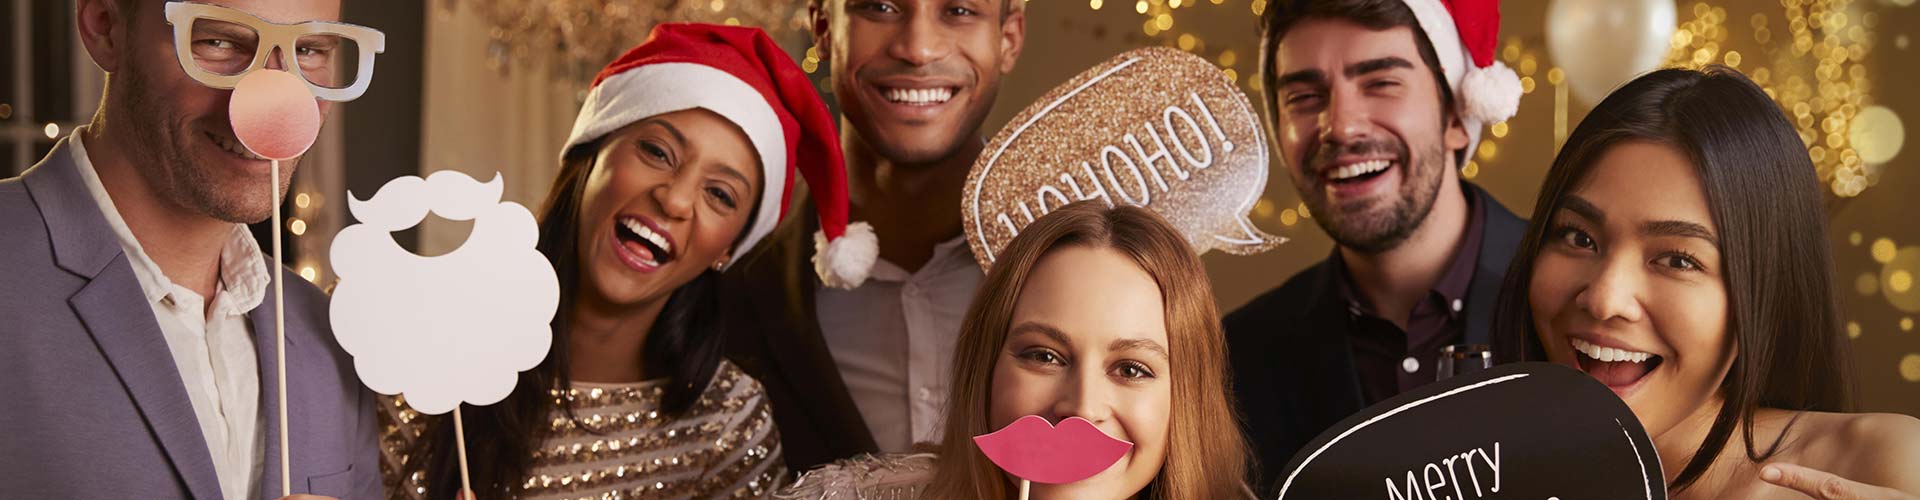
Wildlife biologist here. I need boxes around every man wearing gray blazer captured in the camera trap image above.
[0,0,381,499]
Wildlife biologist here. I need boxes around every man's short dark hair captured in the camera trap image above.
[1257,0,1455,128]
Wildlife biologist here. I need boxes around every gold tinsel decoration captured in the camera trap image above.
[1662,0,1880,198]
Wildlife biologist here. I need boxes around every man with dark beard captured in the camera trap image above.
[722,0,1027,475]
[1225,0,1525,495]
[0,1,383,498]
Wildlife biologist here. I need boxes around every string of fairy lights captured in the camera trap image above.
[290,191,320,284]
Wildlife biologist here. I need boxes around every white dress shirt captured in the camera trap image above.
[73,127,268,500]
[815,235,983,452]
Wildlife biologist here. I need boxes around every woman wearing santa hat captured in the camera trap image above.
[385,23,876,499]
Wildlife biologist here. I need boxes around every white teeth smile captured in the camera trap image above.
[620,217,673,260]
[1571,338,1655,363]
[883,87,953,105]
[210,132,270,161]
[1328,159,1390,181]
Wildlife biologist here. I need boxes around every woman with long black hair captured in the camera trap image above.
[1491,65,1920,498]
[384,23,874,500]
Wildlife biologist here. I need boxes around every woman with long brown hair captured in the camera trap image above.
[384,23,873,499]
[777,201,1250,499]
[1491,65,1920,498]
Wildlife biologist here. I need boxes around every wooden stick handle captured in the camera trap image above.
[1019,479,1030,500]
[454,406,474,499]
[273,158,292,497]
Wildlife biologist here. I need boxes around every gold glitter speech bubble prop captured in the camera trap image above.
[964,47,1284,270]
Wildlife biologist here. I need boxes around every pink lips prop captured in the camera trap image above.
[229,69,321,160]
[973,415,1133,484]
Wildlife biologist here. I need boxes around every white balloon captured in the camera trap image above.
[1546,0,1677,105]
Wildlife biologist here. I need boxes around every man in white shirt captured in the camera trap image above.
[0,0,382,498]
[723,0,1028,473]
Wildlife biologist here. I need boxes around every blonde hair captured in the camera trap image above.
[923,201,1248,499]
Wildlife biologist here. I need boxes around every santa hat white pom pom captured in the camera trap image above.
[813,221,878,289]
[1461,61,1522,125]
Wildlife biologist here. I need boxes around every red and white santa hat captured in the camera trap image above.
[1399,0,1521,161]
[563,23,876,288]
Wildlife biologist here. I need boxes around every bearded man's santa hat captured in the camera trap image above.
[1402,0,1523,161]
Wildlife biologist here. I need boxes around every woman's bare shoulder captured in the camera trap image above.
[1767,410,1920,493]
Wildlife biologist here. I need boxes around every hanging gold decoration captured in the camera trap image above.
[1662,0,1880,198]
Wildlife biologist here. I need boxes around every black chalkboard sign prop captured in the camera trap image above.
[1273,362,1666,500]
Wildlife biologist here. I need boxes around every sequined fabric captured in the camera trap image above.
[773,453,935,500]
[381,360,786,499]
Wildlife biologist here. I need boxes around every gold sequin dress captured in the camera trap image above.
[773,453,935,499]
[381,360,787,499]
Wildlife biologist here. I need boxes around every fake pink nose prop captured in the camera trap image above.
[973,415,1134,484]
[229,70,321,160]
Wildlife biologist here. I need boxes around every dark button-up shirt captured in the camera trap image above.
[1330,188,1487,404]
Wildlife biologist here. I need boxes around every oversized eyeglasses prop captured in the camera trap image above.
[164,3,385,497]
[163,1,386,102]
